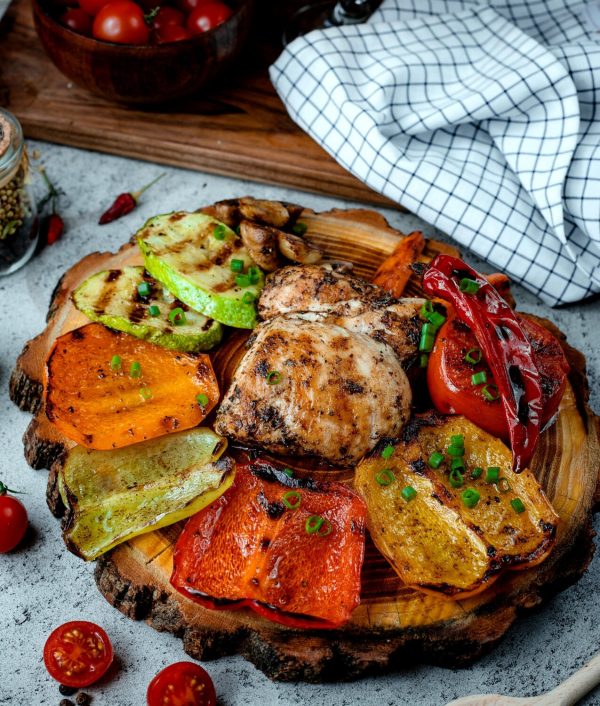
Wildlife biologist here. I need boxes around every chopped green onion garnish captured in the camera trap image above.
[169,307,187,326]
[421,322,437,338]
[139,387,153,401]
[401,486,417,501]
[292,222,308,236]
[282,490,301,510]
[482,383,500,402]
[461,488,480,508]
[428,451,445,469]
[196,393,209,407]
[511,498,526,514]
[148,304,160,317]
[464,348,482,364]
[248,266,261,285]
[419,353,429,368]
[419,331,435,353]
[471,370,488,386]
[450,435,465,447]
[305,515,332,536]
[381,444,394,460]
[375,469,395,486]
[235,274,251,288]
[449,469,464,488]
[137,281,152,297]
[242,291,255,305]
[234,225,241,235]
[486,467,500,483]
[497,477,511,493]
[447,444,464,458]
[426,311,446,329]
[471,467,484,479]
[420,301,434,318]
[267,370,282,385]
[110,355,122,371]
[450,457,465,472]
[230,259,244,273]
[283,468,294,478]
[213,224,226,240]
[459,278,480,294]
[130,361,142,378]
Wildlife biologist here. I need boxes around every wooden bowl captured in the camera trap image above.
[31,0,255,104]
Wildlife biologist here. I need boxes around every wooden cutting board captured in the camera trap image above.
[10,201,600,682]
[0,0,391,204]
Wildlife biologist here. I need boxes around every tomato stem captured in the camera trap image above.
[0,481,25,495]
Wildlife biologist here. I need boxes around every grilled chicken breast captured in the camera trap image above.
[215,318,412,465]
[259,264,424,364]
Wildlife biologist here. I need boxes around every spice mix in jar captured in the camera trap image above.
[0,109,38,275]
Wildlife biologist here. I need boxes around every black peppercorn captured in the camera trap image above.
[76,694,92,705]
[59,685,77,696]
[59,699,74,706]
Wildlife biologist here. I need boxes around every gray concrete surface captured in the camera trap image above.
[0,141,599,706]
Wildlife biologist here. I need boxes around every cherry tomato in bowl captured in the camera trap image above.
[147,662,216,706]
[43,621,114,688]
[0,482,28,553]
[187,1,233,34]
[157,24,193,42]
[152,5,185,32]
[61,8,93,35]
[427,314,569,441]
[92,0,149,44]
[78,0,110,15]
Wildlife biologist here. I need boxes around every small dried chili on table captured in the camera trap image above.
[98,173,165,225]
[422,255,543,472]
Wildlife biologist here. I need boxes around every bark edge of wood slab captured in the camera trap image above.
[9,200,600,682]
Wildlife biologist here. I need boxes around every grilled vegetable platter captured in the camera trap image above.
[10,198,600,682]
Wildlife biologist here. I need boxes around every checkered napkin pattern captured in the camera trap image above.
[270,0,600,306]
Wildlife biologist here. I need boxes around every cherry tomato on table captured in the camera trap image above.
[43,621,114,688]
[186,1,233,34]
[427,314,569,441]
[151,5,184,31]
[157,24,193,42]
[147,662,216,706]
[78,0,110,16]
[61,8,93,35]
[93,1,150,44]
[0,482,28,553]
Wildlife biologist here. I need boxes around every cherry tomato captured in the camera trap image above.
[61,8,94,35]
[44,621,114,688]
[152,5,184,31]
[147,662,216,706]
[186,2,232,34]
[156,23,193,42]
[428,314,569,441]
[93,1,150,44]
[78,0,110,16]
[175,0,211,15]
[0,482,28,553]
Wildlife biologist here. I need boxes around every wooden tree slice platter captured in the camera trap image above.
[10,202,600,682]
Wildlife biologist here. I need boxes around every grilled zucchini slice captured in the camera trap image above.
[72,266,223,352]
[137,212,264,329]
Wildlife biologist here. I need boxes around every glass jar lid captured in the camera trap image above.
[0,109,25,190]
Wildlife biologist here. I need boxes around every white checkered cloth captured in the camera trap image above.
[270,0,600,306]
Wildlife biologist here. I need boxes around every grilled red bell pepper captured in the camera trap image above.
[422,255,544,472]
[170,460,366,629]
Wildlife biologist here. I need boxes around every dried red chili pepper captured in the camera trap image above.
[98,173,165,225]
[45,213,64,245]
[422,255,543,472]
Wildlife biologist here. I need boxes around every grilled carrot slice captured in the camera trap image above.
[45,323,219,450]
[372,231,426,297]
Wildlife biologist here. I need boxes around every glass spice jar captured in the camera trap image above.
[0,109,38,276]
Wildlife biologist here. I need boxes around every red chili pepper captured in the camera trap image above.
[422,255,543,472]
[99,173,165,225]
[45,213,64,245]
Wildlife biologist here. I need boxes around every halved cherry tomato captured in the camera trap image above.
[78,0,110,16]
[151,5,184,32]
[156,24,193,42]
[147,662,216,706]
[61,8,93,35]
[43,621,114,688]
[428,314,569,441]
[186,1,232,34]
[0,482,28,553]
[92,0,149,44]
